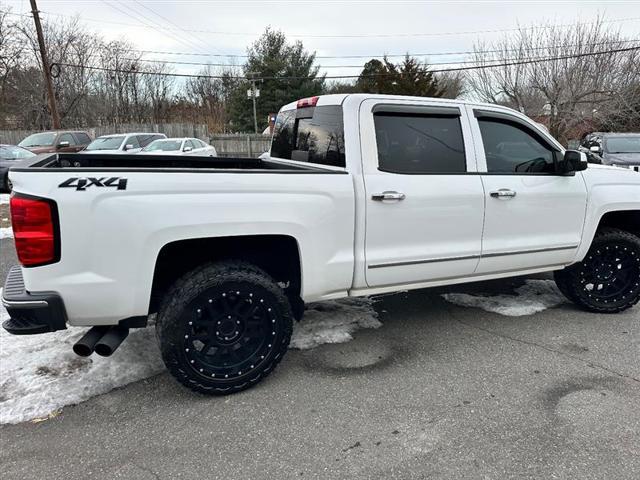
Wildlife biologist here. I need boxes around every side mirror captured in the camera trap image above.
[589,145,601,154]
[560,150,588,175]
[124,144,134,151]
[183,146,193,152]
[57,141,70,149]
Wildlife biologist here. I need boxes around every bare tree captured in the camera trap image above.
[184,65,239,132]
[437,71,467,99]
[0,9,28,128]
[143,62,175,123]
[467,17,640,143]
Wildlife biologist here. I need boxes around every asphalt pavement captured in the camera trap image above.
[0,238,638,480]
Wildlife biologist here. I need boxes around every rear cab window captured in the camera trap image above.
[270,104,345,168]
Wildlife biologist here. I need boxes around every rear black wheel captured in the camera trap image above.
[554,228,640,313]
[156,261,293,394]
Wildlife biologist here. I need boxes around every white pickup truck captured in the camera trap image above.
[3,94,640,395]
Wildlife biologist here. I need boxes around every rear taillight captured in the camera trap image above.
[10,194,60,267]
[296,96,319,108]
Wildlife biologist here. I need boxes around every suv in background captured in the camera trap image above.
[84,133,167,154]
[581,132,640,172]
[18,131,92,154]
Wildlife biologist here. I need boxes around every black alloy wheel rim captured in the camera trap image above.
[182,286,280,379]
[580,243,640,305]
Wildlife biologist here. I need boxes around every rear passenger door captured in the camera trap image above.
[360,100,485,288]
[469,107,588,274]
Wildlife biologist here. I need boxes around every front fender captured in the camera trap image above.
[575,169,640,261]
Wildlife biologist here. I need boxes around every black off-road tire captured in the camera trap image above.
[554,228,640,313]
[156,261,293,394]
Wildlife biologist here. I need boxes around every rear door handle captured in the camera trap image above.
[372,191,406,201]
[490,189,517,199]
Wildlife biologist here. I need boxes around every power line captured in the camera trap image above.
[4,9,638,60]
[126,40,640,69]
[135,38,639,59]
[98,0,211,56]
[4,9,639,39]
[51,46,640,81]
[129,0,225,56]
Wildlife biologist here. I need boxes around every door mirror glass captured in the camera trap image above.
[561,150,588,174]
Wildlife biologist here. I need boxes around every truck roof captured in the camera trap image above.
[279,93,521,114]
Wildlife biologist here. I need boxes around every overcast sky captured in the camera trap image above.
[3,0,640,79]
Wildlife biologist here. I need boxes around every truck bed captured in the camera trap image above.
[12,152,339,174]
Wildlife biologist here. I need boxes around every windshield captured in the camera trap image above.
[86,136,124,151]
[0,146,36,160]
[18,132,57,147]
[144,140,182,152]
[604,136,640,154]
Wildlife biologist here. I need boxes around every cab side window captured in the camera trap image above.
[478,119,557,174]
[373,113,466,174]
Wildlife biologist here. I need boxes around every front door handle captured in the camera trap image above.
[372,191,406,201]
[490,189,517,199]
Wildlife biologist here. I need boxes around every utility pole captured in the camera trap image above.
[247,72,261,134]
[30,0,61,129]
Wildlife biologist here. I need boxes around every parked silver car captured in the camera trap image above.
[139,137,217,156]
[1,144,36,191]
[84,133,167,154]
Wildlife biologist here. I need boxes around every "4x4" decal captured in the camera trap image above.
[58,177,128,191]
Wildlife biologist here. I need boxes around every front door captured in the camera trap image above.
[469,108,588,274]
[361,100,485,288]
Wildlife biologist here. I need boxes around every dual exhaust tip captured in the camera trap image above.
[73,325,129,357]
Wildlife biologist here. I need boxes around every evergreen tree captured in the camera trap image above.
[229,28,324,132]
[355,55,442,97]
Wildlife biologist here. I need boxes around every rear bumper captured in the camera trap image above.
[2,266,67,335]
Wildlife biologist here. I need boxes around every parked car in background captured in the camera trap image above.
[140,137,217,156]
[18,130,91,154]
[0,144,35,191]
[84,133,167,154]
[581,132,640,172]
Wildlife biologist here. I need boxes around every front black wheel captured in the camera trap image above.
[554,228,640,313]
[156,261,293,394]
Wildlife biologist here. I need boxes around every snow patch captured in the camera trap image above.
[0,227,13,239]
[0,293,164,425]
[0,194,9,205]
[441,279,566,316]
[0,291,378,424]
[291,297,380,349]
